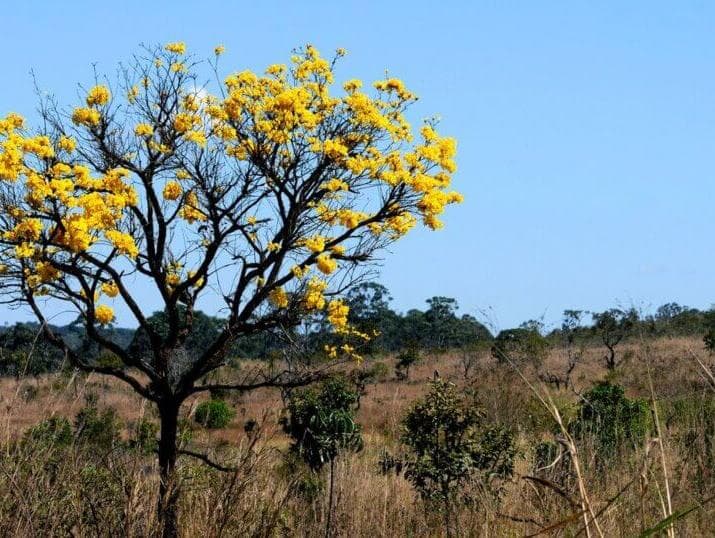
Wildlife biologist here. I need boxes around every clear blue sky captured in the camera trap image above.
[2,1,714,330]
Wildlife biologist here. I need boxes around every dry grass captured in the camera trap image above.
[1,335,715,536]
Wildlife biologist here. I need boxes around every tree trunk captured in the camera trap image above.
[325,458,336,538]
[158,400,180,538]
[605,345,616,370]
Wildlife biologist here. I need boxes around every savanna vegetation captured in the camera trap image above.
[1,41,714,538]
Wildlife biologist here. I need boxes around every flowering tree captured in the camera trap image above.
[0,42,460,536]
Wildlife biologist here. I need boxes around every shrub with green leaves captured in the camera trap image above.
[571,381,649,459]
[194,399,235,429]
[395,345,420,380]
[281,376,362,471]
[401,379,516,510]
[130,418,159,453]
[75,402,121,449]
[25,416,73,447]
[491,326,549,368]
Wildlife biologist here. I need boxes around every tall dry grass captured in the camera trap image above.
[1,336,714,536]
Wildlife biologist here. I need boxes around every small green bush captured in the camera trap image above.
[395,346,420,380]
[25,416,73,447]
[402,379,516,508]
[281,376,362,471]
[130,418,159,453]
[75,404,121,449]
[571,381,649,459]
[194,399,235,429]
[369,361,390,380]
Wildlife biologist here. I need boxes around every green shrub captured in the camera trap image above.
[395,346,420,380]
[401,379,516,510]
[491,327,549,368]
[25,416,73,447]
[281,376,362,471]
[75,402,121,449]
[194,399,235,429]
[370,361,390,380]
[130,418,158,453]
[571,381,649,459]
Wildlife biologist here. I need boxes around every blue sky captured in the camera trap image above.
[2,1,714,330]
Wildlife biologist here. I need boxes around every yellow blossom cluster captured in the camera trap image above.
[269,287,289,308]
[326,299,349,329]
[162,181,182,201]
[102,280,120,297]
[316,253,337,275]
[95,304,115,325]
[303,277,327,310]
[135,123,154,137]
[165,42,186,55]
[0,112,140,300]
[178,191,205,223]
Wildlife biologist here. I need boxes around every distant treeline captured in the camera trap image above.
[1,282,713,376]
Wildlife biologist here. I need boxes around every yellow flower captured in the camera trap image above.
[95,305,115,325]
[127,85,139,103]
[105,230,138,258]
[8,218,43,241]
[15,242,35,258]
[102,281,120,297]
[166,273,181,287]
[162,181,182,201]
[184,130,206,147]
[304,277,327,310]
[316,253,337,275]
[173,113,197,133]
[322,178,349,192]
[327,299,349,329]
[269,287,289,308]
[58,136,76,153]
[214,45,225,56]
[292,265,308,279]
[303,235,326,253]
[179,191,206,223]
[165,42,186,54]
[134,123,154,137]
[72,107,101,126]
[86,85,111,107]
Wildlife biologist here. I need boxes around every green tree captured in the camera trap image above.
[591,308,638,370]
[401,380,515,537]
[491,324,549,369]
[281,376,363,537]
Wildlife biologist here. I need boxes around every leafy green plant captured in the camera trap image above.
[571,381,649,460]
[194,399,235,429]
[74,398,121,449]
[130,418,159,453]
[281,376,362,538]
[401,379,515,536]
[282,376,362,471]
[395,345,420,380]
[25,416,73,447]
[491,326,549,368]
